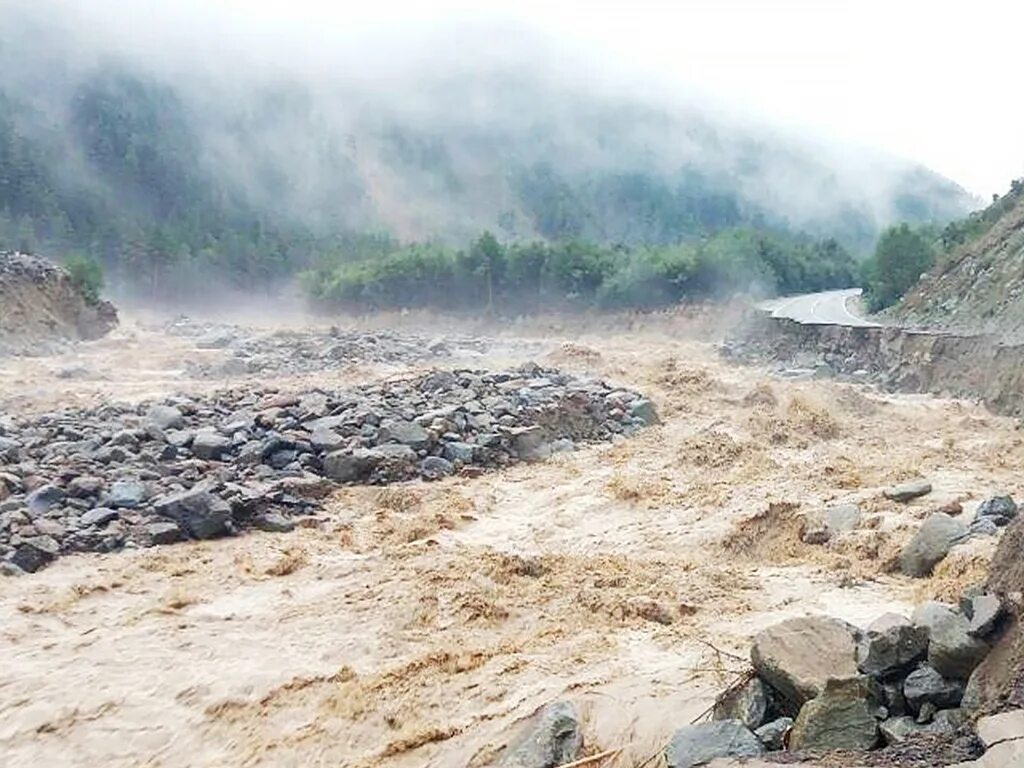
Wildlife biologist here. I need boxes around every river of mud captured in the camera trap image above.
[0,311,1017,767]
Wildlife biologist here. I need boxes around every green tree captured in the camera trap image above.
[862,224,935,310]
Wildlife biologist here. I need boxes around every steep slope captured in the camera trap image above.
[896,184,1024,338]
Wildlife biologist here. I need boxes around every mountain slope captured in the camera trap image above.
[895,183,1024,338]
[0,10,976,293]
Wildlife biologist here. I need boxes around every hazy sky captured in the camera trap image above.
[28,0,1024,197]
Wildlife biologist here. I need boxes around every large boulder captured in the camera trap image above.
[750,616,860,709]
[913,602,990,680]
[975,495,1018,527]
[903,665,964,712]
[857,613,929,677]
[153,488,233,539]
[500,701,582,768]
[712,676,769,730]
[664,720,763,768]
[899,513,968,577]
[789,677,879,751]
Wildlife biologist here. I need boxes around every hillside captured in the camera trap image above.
[0,10,975,298]
[895,183,1024,338]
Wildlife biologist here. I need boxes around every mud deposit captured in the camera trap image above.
[0,313,1020,767]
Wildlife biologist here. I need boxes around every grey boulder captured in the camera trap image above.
[153,489,233,539]
[903,665,964,711]
[500,700,582,768]
[665,720,763,768]
[974,495,1017,526]
[899,513,968,577]
[789,677,879,751]
[885,480,933,502]
[712,676,769,730]
[912,602,990,680]
[191,431,232,460]
[857,613,929,677]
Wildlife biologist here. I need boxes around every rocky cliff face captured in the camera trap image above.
[896,191,1024,340]
[0,252,118,354]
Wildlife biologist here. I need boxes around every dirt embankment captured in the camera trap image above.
[0,252,118,354]
[726,313,1024,418]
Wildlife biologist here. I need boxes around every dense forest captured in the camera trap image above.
[0,10,976,309]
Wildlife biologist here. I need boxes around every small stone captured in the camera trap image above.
[191,431,232,460]
[442,441,476,463]
[68,476,104,498]
[10,535,60,572]
[664,720,764,768]
[80,507,119,527]
[917,701,938,724]
[377,419,430,449]
[885,480,933,502]
[754,717,792,750]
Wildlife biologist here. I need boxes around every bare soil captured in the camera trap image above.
[0,311,1018,767]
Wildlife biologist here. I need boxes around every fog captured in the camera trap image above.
[0,0,981,251]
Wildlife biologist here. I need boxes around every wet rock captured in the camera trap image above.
[967,595,1004,638]
[323,449,379,483]
[789,677,879,751]
[885,480,933,502]
[629,398,660,425]
[903,665,965,711]
[500,700,582,768]
[712,677,769,729]
[420,456,454,481]
[153,489,233,539]
[146,521,183,545]
[253,512,295,533]
[754,717,792,750]
[975,495,1017,527]
[664,720,763,768]
[750,615,860,709]
[857,613,929,677]
[915,603,990,680]
[804,503,862,543]
[900,513,968,577]
[10,535,60,572]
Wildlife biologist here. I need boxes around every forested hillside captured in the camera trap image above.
[0,9,975,305]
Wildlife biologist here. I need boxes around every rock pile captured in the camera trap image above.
[0,364,657,573]
[0,251,118,354]
[667,599,1008,766]
[162,318,533,377]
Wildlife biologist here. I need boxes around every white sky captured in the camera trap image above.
[44,0,1024,197]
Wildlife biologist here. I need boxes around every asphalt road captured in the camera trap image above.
[758,288,880,328]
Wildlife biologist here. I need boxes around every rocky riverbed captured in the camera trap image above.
[0,363,656,573]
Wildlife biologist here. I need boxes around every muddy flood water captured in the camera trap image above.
[0,310,1015,767]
